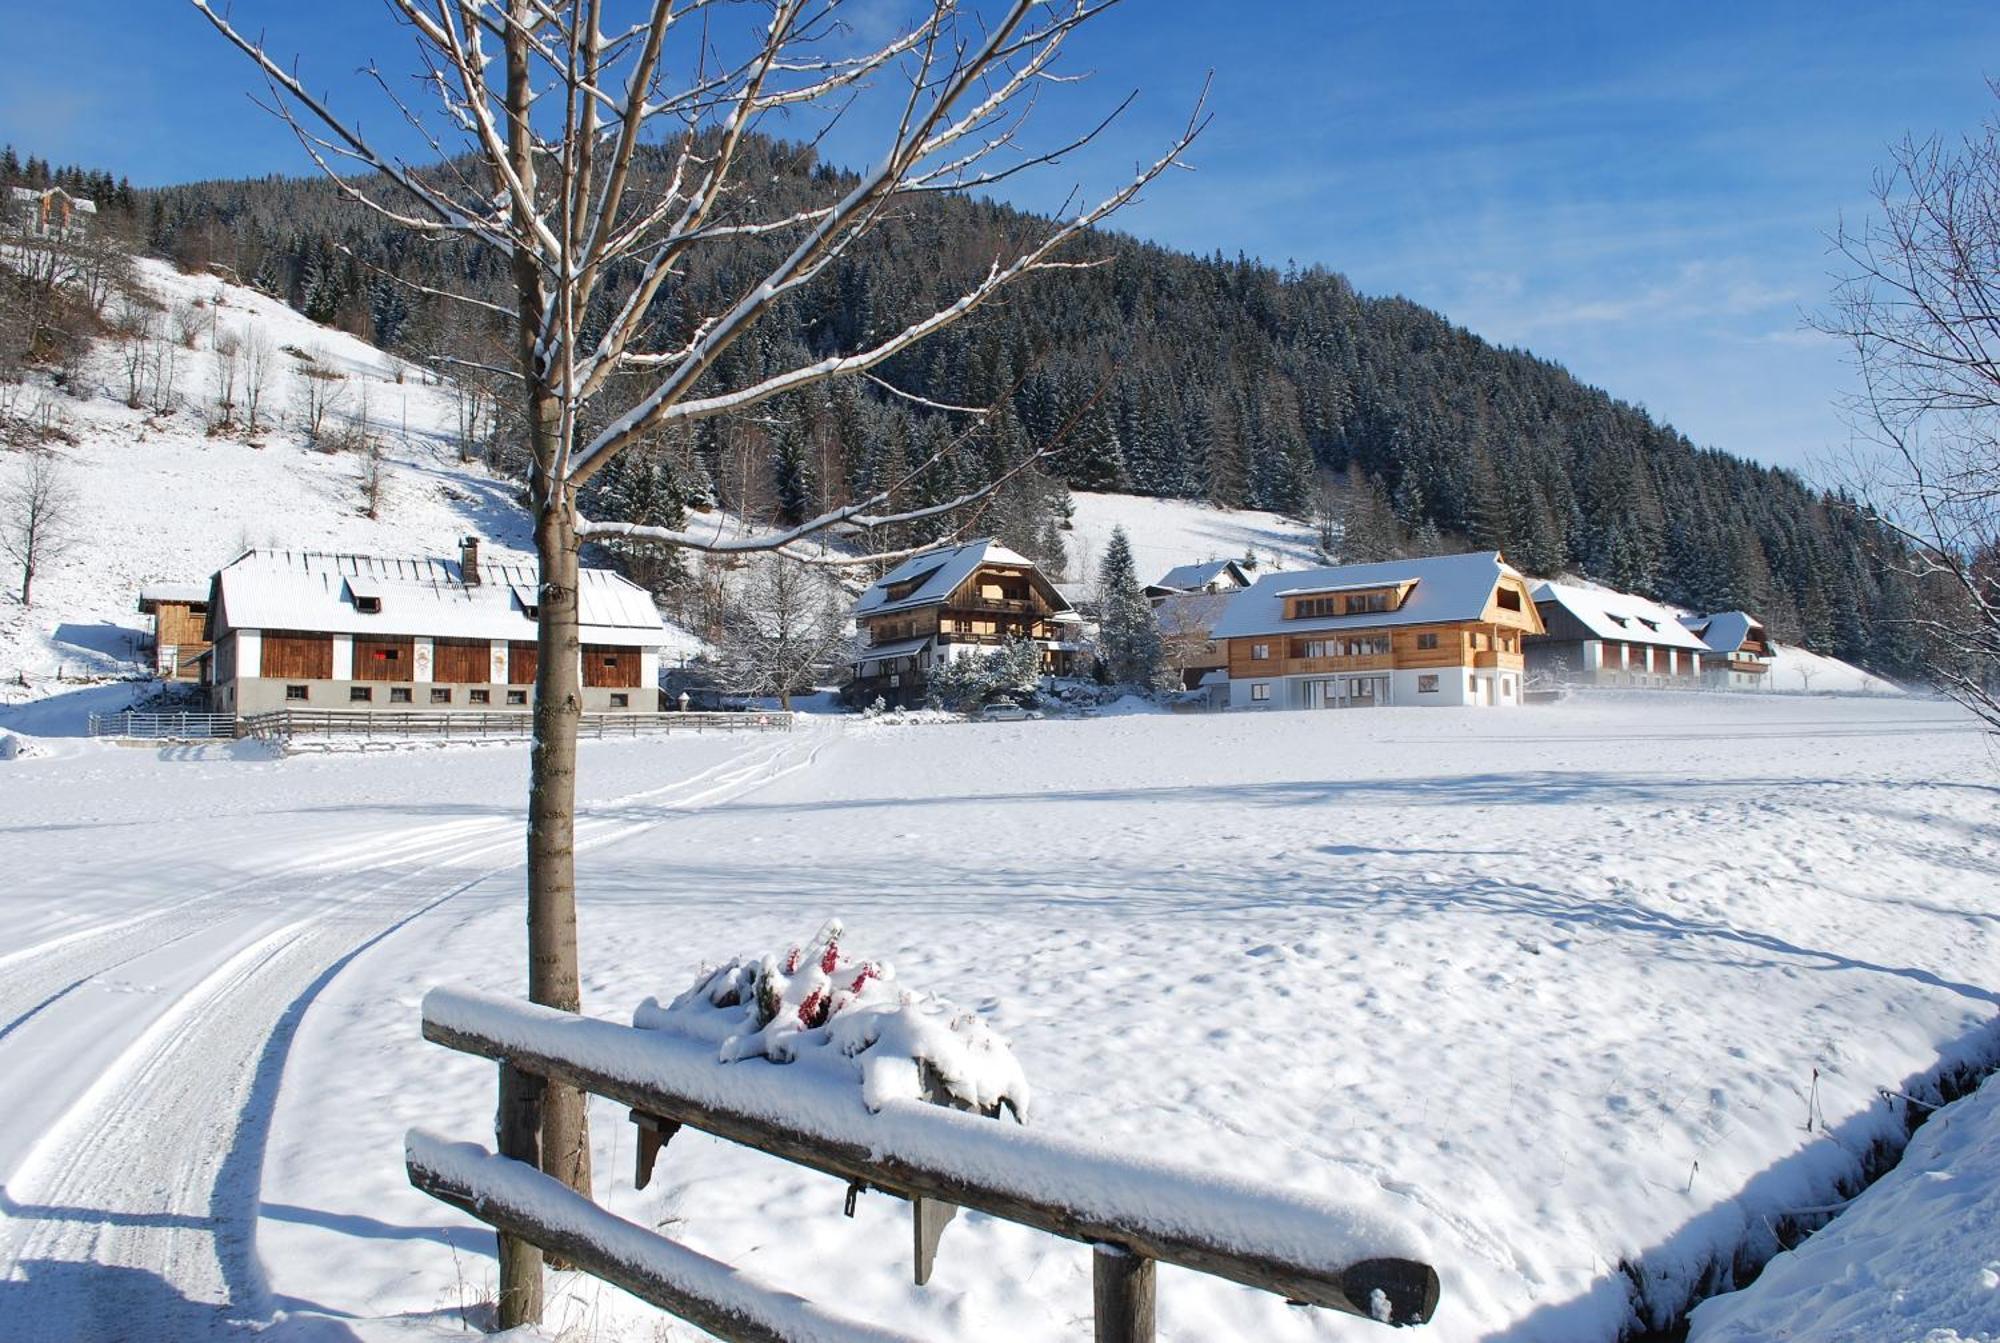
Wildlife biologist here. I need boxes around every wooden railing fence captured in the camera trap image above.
[86,711,236,740]
[239,708,792,741]
[408,989,1440,1342]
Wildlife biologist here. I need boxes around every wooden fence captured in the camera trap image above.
[239,708,793,742]
[409,988,1440,1342]
[86,711,237,740]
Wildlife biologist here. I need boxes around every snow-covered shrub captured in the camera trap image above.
[925,636,1042,711]
[635,920,1029,1121]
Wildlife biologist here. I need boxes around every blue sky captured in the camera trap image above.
[4,1,1998,476]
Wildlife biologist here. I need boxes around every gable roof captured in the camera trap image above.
[1211,551,1520,639]
[1679,610,1765,655]
[1150,559,1251,595]
[1532,581,1711,652]
[207,548,668,646]
[853,539,1067,618]
[138,583,211,612]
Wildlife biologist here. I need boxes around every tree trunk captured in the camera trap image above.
[18,563,30,607]
[528,400,593,1207]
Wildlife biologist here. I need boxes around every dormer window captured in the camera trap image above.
[355,595,381,614]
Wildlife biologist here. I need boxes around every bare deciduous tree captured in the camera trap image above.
[241,324,273,432]
[190,3,1199,1319]
[2,452,77,605]
[712,558,850,708]
[294,361,347,449]
[1820,85,2000,728]
[212,328,242,427]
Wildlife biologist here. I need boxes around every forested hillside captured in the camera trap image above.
[24,138,1931,676]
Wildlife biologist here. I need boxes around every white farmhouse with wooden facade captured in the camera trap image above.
[848,539,1081,707]
[1212,551,1544,710]
[1679,610,1774,689]
[202,540,670,719]
[1525,581,1709,687]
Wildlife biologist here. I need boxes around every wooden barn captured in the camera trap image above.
[201,539,671,719]
[137,584,212,682]
[848,539,1082,707]
[1211,551,1544,710]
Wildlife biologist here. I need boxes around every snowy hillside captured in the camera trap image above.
[0,256,539,696]
[1064,490,1322,586]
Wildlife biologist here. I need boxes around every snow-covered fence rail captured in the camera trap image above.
[410,987,1441,1341]
[238,708,792,742]
[86,711,236,740]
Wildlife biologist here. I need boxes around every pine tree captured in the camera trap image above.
[1094,526,1163,687]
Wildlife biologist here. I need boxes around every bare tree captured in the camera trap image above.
[241,324,273,432]
[712,557,850,708]
[1820,85,2000,728]
[293,360,347,449]
[1156,588,1230,689]
[191,3,1199,1318]
[212,327,242,427]
[2,452,77,605]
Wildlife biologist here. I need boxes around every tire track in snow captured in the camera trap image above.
[0,726,830,1339]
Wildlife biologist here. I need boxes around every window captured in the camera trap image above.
[349,686,372,703]
[1250,683,1270,702]
[1346,592,1389,614]
[469,689,490,705]
[1251,643,1270,660]
[355,595,381,614]
[609,692,629,708]
[430,688,452,704]
[390,687,413,704]
[506,689,527,706]
[1416,632,1439,650]
[1418,674,1439,694]
[286,684,309,701]
[1497,588,1523,612]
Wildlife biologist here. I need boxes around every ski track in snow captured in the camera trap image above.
[0,728,823,1342]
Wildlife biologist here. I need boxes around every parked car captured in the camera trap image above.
[972,699,1041,722]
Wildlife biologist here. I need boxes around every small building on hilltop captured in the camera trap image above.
[7,186,96,241]
[1526,582,1709,688]
[848,539,1080,707]
[202,539,670,718]
[1679,610,1774,689]
[1212,551,1543,710]
[1145,558,1253,602]
[137,584,212,683]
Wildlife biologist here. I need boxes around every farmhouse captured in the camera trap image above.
[202,540,670,719]
[7,186,96,241]
[848,539,1081,707]
[1212,551,1543,710]
[1145,558,1253,601]
[1525,582,1709,688]
[137,584,212,683]
[1680,610,1774,689]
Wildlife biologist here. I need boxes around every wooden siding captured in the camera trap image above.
[155,601,209,650]
[1481,574,1546,633]
[433,637,491,684]
[1229,619,1524,680]
[583,644,640,689]
[508,641,538,685]
[353,635,416,682]
[261,631,333,680]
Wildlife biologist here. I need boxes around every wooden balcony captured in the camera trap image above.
[950,595,1041,616]
[1280,653,1393,676]
[1473,650,1524,670]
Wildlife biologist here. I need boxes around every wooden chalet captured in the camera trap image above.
[202,539,670,719]
[138,583,212,682]
[7,186,96,241]
[1525,582,1709,688]
[1679,610,1774,689]
[1211,551,1543,710]
[848,539,1080,707]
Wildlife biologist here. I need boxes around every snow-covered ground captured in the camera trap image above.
[1689,1069,2000,1342]
[1,693,1993,1341]
[0,257,540,696]
[1064,490,1322,587]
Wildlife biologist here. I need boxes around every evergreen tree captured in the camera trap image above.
[1094,526,1163,687]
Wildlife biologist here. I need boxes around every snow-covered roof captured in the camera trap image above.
[1533,581,1711,652]
[853,539,1066,618]
[1150,559,1249,594]
[208,548,668,647]
[1678,610,1765,655]
[1211,551,1520,639]
[137,583,211,610]
[854,636,933,662]
[9,185,96,214]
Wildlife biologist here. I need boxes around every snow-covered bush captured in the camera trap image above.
[925,637,1042,711]
[635,920,1029,1121]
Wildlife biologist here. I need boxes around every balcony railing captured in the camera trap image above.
[1281,652,1394,674]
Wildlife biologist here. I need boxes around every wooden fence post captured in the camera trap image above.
[495,1061,545,1327]
[1093,1244,1154,1343]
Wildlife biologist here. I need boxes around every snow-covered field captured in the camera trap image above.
[1064,489,1322,586]
[1,693,1993,1342]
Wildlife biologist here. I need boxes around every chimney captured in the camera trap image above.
[461,536,482,586]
